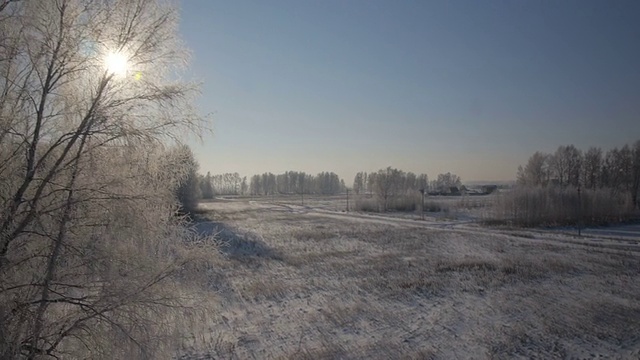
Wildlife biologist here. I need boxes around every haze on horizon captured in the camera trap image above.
[179,0,640,183]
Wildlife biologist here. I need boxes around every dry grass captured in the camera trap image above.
[183,200,640,359]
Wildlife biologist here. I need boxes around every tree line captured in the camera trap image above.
[198,168,466,203]
[195,171,348,198]
[352,167,463,212]
[249,171,345,196]
[490,140,640,227]
[199,172,248,198]
[353,169,462,196]
[517,141,640,208]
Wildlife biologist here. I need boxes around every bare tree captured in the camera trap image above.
[200,172,214,199]
[353,172,364,194]
[547,145,582,187]
[605,146,633,194]
[517,151,549,187]
[433,172,462,193]
[416,174,429,192]
[631,141,640,208]
[582,147,602,190]
[565,145,582,187]
[173,144,201,214]
[0,0,210,358]
[510,140,640,226]
[549,146,569,186]
[372,167,404,211]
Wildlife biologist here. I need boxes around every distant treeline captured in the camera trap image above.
[353,167,464,212]
[353,170,463,195]
[250,171,345,196]
[491,140,640,227]
[198,172,247,198]
[516,141,640,207]
[199,167,468,202]
[198,171,346,197]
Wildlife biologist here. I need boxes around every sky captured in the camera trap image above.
[178,0,640,183]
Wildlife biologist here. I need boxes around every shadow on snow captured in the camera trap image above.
[194,220,283,262]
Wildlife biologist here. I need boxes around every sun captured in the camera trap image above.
[104,52,128,77]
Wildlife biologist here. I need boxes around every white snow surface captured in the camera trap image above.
[180,197,640,359]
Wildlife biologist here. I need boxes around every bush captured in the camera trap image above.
[355,197,380,212]
[424,199,450,213]
[388,195,419,212]
[353,194,453,214]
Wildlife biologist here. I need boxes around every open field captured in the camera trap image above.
[182,197,640,359]
[214,193,499,222]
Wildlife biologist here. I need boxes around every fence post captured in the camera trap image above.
[577,185,582,237]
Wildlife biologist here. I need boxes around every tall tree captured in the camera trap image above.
[0,0,208,357]
[565,145,583,187]
[373,167,404,211]
[173,145,200,214]
[434,172,462,193]
[353,172,364,194]
[583,147,602,190]
[632,140,640,208]
[520,152,549,187]
[549,146,568,186]
[200,171,214,199]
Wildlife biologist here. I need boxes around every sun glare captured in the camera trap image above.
[104,52,128,77]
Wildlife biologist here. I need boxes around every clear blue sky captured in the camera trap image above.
[179,0,640,183]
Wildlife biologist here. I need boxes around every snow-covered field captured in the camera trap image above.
[182,198,640,359]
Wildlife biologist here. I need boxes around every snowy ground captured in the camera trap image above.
[181,198,640,359]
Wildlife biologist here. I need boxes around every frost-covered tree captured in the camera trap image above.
[604,146,633,193]
[353,172,364,194]
[433,172,462,193]
[172,145,201,214]
[416,174,429,192]
[517,152,549,187]
[0,0,210,358]
[372,167,404,211]
[200,172,215,199]
[510,140,640,225]
[548,145,581,187]
[241,176,248,195]
[582,147,602,190]
[249,174,261,195]
[549,146,569,186]
[632,140,640,208]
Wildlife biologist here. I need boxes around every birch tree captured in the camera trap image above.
[632,140,640,208]
[583,147,602,190]
[0,0,210,358]
[517,152,549,187]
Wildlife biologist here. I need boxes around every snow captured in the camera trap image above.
[182,197,640,359]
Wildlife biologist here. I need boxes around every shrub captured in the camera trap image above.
[354,194,456,214]
[424,199,449,212]
[355,197,380,212]
[388,195,419,212]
